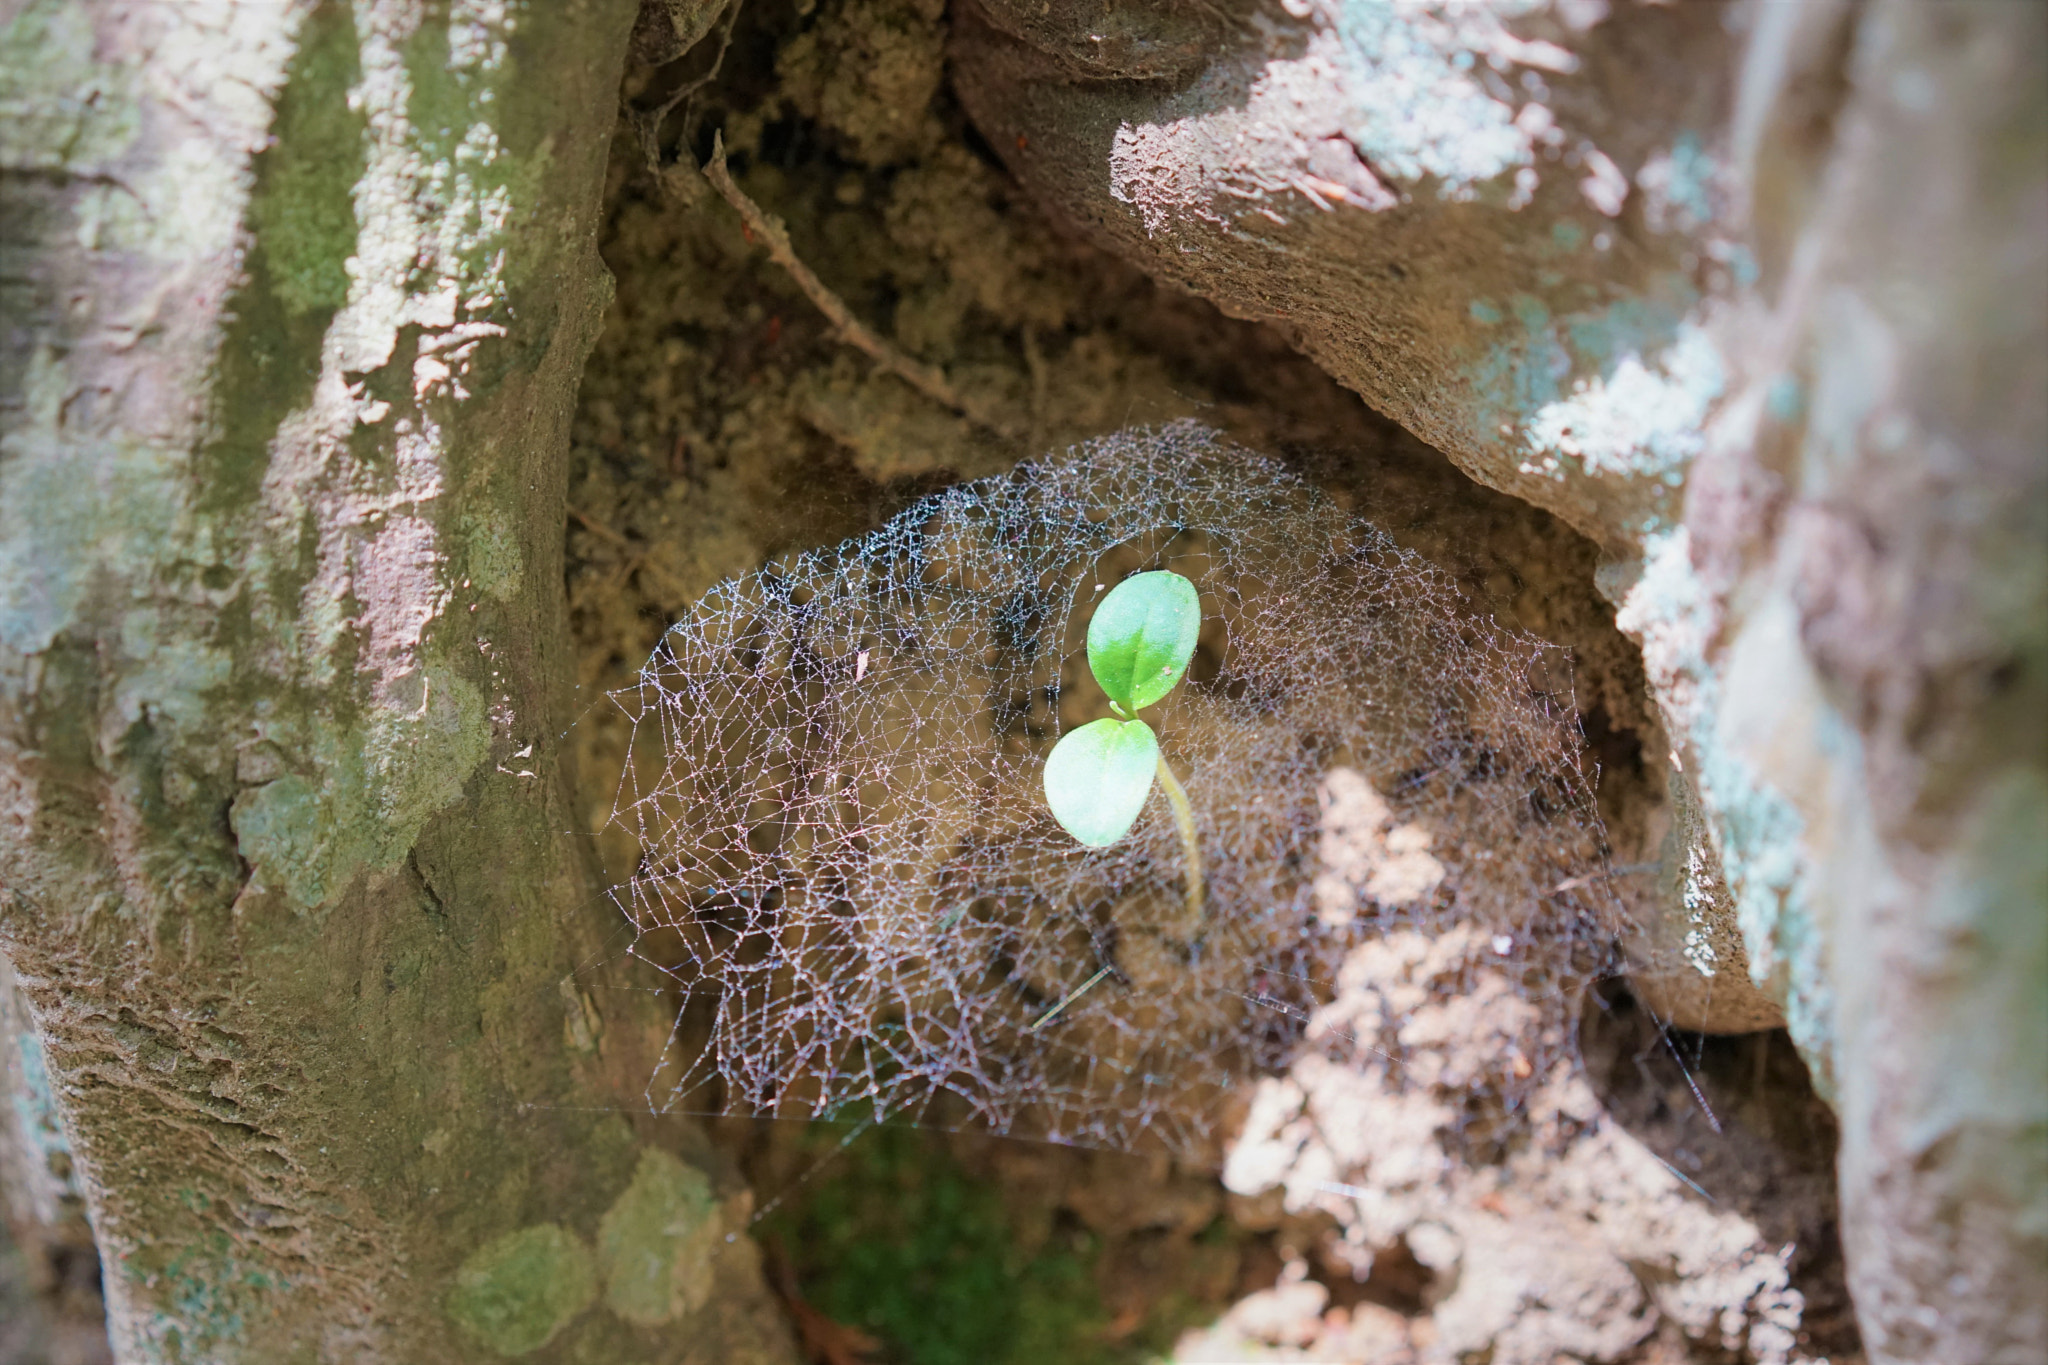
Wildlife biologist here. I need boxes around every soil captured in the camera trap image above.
[1580,984,1866,1362]
[563,4,1856,1362]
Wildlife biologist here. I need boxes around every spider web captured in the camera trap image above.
[610,423,1625,1158]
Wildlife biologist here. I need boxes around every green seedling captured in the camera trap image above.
[1034,570,1205,1030]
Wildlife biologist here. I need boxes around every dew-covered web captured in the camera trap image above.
[610,423,1626,1158]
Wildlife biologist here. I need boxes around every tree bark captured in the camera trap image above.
[1698,5,2048,1356]
[0,3,795,1361]
[950,1,2048,1356]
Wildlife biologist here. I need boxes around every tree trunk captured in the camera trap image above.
[0,3,794,1361]
[1707,5,2048,1356]
[951,1,2048,1355]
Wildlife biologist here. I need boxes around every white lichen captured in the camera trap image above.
[1108,1,1624,234]
[1520,322,1726,482]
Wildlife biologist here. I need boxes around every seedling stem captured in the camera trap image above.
[1155,754,1204,926]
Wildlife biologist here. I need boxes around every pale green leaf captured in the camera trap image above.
[1043,717,1159,847]
[1086,570,1201,713]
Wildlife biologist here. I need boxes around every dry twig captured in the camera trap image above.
[630,0,745,178]
[700,133,1023,442]
[566,506,633,552]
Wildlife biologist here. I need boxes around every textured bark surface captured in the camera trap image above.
[955,0,1739,552]
[1684,6,2047,1357]
[0,3,795,1362]
[950,1,2048,1358]
[953,0,1783,1040]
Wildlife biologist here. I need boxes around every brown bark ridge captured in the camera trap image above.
[0,4,796,1362]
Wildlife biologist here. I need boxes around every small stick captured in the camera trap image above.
[699,133,1021,441]
[1022,322,1048,455]
[568,508,705,605]
[631,0,745,175]
[1027,964,1114,1033]
[567,506,633,552]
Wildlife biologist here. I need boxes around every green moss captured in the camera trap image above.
[465,513,525,601]
[247,3,365,318]
[231,665,490,909]
[596,1147,720,1326]
[134,1226,290,1362]
[195,1,365,522]
[396,9,554,308]
[762,1127,1201,1365]
[446,1223,597,1357]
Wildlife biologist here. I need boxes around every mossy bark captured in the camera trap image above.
[0,4,794,1362]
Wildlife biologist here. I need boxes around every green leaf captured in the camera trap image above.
[1043,718,1159,848]
[1086,570,1201,714]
